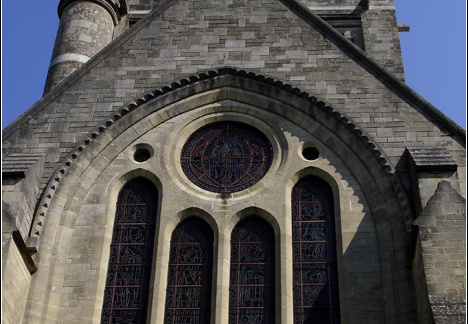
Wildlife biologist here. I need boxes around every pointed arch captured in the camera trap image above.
[101,177,158,323]
[41,70,411,269]
[291,175,340,323]
[164,217,214,323]
[31,68,409,241]
[28,68,413,322]
[229,216,275,323]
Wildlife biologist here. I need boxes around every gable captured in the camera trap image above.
[3,0,464,145]
[2,0,465,205]
[2,1,466,322]
[23,71,415,322]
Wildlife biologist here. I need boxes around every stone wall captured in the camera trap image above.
[1,0,465,322]
[1,233,33,324]
[414,181,466,323]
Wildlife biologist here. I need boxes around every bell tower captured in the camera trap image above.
[43,0,127,93]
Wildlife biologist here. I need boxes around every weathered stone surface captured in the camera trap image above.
[2,0,465,323]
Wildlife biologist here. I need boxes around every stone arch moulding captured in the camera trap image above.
[25,67,415,323]
[29,66,412,251]
[172,207,219,242]
[230,206,281,236]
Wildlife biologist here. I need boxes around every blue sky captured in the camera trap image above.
[2,1,466,130]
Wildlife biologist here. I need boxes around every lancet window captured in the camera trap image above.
[101,178,158,323]
[229,217,275,323]
[164,217,214,323]
[292,176,340,323]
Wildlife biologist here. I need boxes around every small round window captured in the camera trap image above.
[181,122,273,193]
[132,143,153,163]
[134,148,151,162]
[302,146,320,161]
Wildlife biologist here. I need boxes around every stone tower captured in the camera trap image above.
[44,0,127,93]
[2,0,465,323]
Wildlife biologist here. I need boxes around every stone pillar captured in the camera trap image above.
[407,147,466,323]
[43,0,125,94]
[413,182,466,323]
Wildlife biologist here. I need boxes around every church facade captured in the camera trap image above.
[2,0,466,323]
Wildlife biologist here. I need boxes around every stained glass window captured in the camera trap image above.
[229,217,275,324]
[292,176,340,323]
[101,178,158,324]
[164,218,214,324]
[181,122,273,193]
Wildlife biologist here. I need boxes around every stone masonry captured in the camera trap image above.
[2,0,465,323]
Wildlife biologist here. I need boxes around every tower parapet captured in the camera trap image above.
[43,0,127,94]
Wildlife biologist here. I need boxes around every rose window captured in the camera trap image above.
[181,122,273,193]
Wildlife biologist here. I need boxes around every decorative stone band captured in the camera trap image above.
[58,0,125,25]
[29,68,407,244]
[49,53,91,68]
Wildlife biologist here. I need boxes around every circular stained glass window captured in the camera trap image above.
[181,122,273,193]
